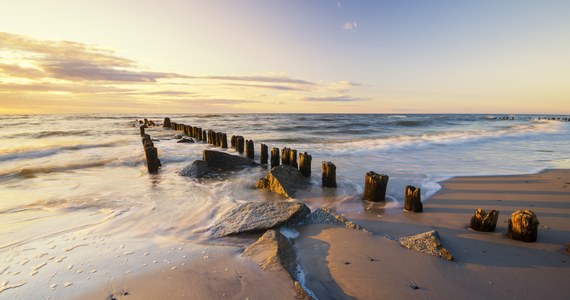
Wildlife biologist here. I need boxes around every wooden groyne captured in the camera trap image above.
[148,116,431,209]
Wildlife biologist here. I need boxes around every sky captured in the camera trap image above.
[0,0,569,114]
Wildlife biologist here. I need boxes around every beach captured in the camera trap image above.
[1,114,569,299]
[77,169,570,299]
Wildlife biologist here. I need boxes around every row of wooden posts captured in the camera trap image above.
[142,117,423,211]
[140,127,161,174]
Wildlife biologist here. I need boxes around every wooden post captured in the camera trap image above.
[246,140,254,159]
[236,136,245,154]
[221,133,228,149]
[260,143,268,164]
[469,208,498,232]
[144,146,160,174]
[202,130,207,142]
[363,171,389,202]
[508,210,539,242]
[230,135,237,149]
[140,125,146,137]
[322,161,337,188]
[271,147,280,169]
[299,152,311,177]
[163,117,171,128]
[404,185,423,212]
[281,147,291,166]
[207,130,215,145]
[289,149,298,168]
[215,132,221,147]
[142,134,160,174]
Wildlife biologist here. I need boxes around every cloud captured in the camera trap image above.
[342,21,358,31]
[0,32,186,82]
[303,95,370,102]
[0,82,135,94]
[188,75,315,86]
[0,63,45,78]
[224,83,309,91]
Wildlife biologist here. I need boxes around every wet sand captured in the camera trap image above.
[81,169,570,299]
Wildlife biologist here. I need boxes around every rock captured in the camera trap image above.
[469,208,499,232]
[508,210,539,242]
[303,206,363,230]
[179,160,208,178]
[242,230,297,275]
[242,230,315,299]
[256,165,308,198]
[211,200,310,237]
[176,137,194,143]
[203,150,257,169]
[173,134,183,139]
[400,230,453,261]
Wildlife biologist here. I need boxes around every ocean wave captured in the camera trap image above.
[0,142,122,162]
[388,120,432,127]
[0,160,112,180]
[320,120,562,154]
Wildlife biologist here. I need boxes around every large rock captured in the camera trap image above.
[211,201,310,237]
[242,230,297,275]
[256,165,307,198]
[203,150,257,169]
[242,230,314,299]
[179,160,208,178]
[399,230,453,261]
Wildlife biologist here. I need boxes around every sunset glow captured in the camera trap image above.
[1,0,569,114]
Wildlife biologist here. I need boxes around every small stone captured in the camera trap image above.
[400,230,453,261]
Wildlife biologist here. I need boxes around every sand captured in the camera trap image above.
[82,169,570,299]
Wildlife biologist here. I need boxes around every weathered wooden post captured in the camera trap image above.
[246,140,254,159]
[144,146,160,174]
[363,171,389,202]
[289,149,298,168]
[236,136,245,154]
[322,161,337,187]
[215,132,221,147]
[299,152,311,177]
[142,134,160,174]
[221,133,228,149]
[170,122,176,129]
[163,117,171,128]
[202,130,207,142]
[140,125,146,137]
[469,208,499,232]
[260,143,268,164]
[207,130,214,145]
[230,135,237,149]
[508,210,539,242]
[271,147,280,169]
[403,185,422,212]
[281,147,291,166]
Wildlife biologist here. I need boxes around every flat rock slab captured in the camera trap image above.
[177,137,195,143]
[203,150,257,169]
[257,165,308,198]
[179,160,208,178]
[211,201,310,238]
[303,206,363,230]
[399,230,453,261]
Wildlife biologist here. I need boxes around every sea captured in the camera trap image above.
[1,113,569,298]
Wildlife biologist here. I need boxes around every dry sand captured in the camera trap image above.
[82,169,570,299]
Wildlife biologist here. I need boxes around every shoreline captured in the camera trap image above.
[78,169,570,299]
